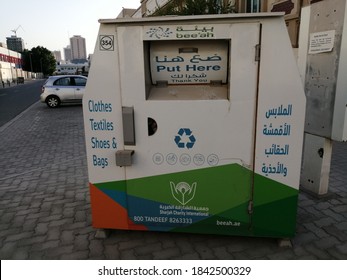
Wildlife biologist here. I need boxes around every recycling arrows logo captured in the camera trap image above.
[174,128,196,149]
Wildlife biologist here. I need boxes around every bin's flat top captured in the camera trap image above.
[99,12,285,25]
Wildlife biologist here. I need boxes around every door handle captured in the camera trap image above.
[122,106,136,145]
[116,107,136,167]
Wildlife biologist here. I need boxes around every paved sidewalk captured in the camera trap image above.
[0,102,346,259]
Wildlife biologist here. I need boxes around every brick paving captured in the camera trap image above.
[0,101,346,259]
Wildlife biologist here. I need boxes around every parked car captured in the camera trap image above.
[40,75,87,108]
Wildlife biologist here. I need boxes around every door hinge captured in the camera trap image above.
[248,200,254,214]
[255,44,261,62]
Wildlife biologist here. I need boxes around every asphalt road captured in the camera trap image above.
[0,80,45,127]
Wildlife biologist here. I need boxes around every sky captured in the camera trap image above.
[0,0,141,58]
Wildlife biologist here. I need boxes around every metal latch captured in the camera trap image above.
[248,200,254,214]
[255,44,261,62]
[116,150,134,167]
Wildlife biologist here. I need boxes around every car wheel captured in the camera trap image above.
[46,96,61,108]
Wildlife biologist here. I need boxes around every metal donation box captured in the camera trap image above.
[83,13,306,238]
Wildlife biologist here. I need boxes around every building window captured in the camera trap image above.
[246,0,261,13]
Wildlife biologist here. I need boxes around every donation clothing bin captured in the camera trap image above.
[83,13,306,238]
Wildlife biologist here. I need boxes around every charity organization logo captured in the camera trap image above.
[146,27,173,39]
[170,181,197,205]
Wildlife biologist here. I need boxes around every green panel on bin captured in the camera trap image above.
[91,163,299,238]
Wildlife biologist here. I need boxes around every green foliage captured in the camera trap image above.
[22,46,56,75]
[153,0,182,15]
[151,0,236,16]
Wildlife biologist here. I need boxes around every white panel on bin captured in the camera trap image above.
[150,40,228,85]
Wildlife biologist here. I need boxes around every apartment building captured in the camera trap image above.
[70,35,87,61]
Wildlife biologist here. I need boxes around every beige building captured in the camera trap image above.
[64,45,72,62]
[70,35,87,61]
[239,0,303,48]
[52,50,62,62]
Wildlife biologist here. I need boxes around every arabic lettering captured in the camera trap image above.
[265,104,293,119]
[261,103,294,178]
[170,74,184,79]
[170,73,207,79]
[263,123,291,136]
[265,144,289,157]
[261,162,288,177]
[155,56,184,63]
[176,26,214,32]
[190,55,222,63]
[155,55,222,64]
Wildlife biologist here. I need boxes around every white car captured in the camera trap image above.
[40,75,87,108]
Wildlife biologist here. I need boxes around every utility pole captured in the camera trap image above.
[299,0,347,196]
[29,52,33,78]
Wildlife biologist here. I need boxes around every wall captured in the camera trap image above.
[0,46,41,81]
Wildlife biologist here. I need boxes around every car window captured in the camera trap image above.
[74,77,87,86]
[53,77,71,86]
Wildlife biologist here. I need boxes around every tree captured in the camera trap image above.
[152,0,236,16]
[22,46,56,76]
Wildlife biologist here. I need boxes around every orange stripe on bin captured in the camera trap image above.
[89,183,147,231]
